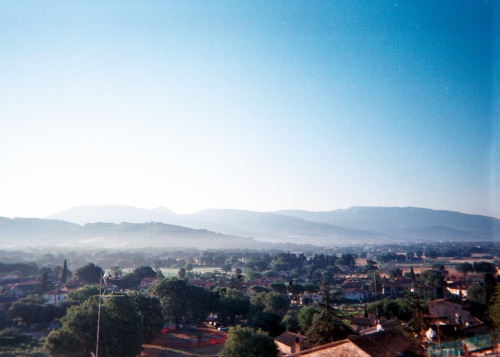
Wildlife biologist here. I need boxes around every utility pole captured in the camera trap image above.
[373,274,378,323]
[95,272,103,357]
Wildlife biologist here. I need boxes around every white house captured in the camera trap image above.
[43,288,71,304]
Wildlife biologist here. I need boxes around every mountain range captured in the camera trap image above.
[0,206,497,250]
[48,205,500,245]
[0,217,269,250]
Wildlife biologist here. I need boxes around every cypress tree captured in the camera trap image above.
[306,280,352,345]
[60,259,68,283]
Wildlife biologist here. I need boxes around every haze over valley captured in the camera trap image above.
[0,205,497,250]
[0,2,498,356]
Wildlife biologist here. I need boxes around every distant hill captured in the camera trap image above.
[49,206,383,245]
[0,217,279,250]
[48,205,500,245]
[182,209,381,245]
[0,217,80,246]
[275,207,500,241]
[47,205,172,225]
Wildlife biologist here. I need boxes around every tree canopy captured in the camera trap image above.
[73,263,103,284]
[132,266,157,280]
[297,306,320,333]
[127,291,164,343]
[218,326,278,357]
[60,259,70,283]
[305,283,352,345]
[150,277,210,326]
[212,287,250,325]
[66,286,101,305]
[455,262,474,275]
[8,295,65,325]
[489,283,500,330]
[44,295,143,357]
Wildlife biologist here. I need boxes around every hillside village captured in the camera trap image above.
[0,241,499,356]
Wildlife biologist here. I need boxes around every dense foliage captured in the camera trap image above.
[218,326,278,357]
[150,277,210,326]
[44,295,146,357]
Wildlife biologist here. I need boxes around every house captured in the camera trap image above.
[426,298,491,339]
[243,277,278,292]
[382,277,412,298]
[429,298,471,320]
[351,317,396,335]
[275,332,312,355]
[43,288,70,304]
[446,281,469,297]
[428,298,487,332]
[341,279,368,300]
[382,282,408,298]
[347,328,424,356]
[188,280,215,289]
[287,338,370,356]
[140,277,160,290]
[411,284,437,299]
[286,329,424,357]
[344,288,370,302]
[8,282,39,298]
[104,277,121,291]
[0,276,24,291]
[350,317,378,333]
[299,292,322,305]
[341,279,365,293]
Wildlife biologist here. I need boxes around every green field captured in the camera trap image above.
[160,267,223,277]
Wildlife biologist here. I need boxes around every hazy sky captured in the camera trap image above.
[1,1,499,218]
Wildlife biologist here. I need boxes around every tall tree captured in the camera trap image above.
[489,283,500,330]
[282,311,300,333]
[213,287,250,325]
[73,263,103,284]
[297,306,320,333]
[251,291,289,317]
[127,291,164,343]
[404,292,428,334]
[39,272,54,293]
[218,326,278,357]
[365,259,378,272]
[339,254,355,268]
[60,259,69,283]
[305,281,352,345]
[150,277,209,327]
[484,273,497,306]
[44,295,143,357]
[455,262,474,275]
[132,266,157,280]
[410,267,416,281]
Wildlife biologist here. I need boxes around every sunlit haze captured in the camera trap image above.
[1,1,498,219]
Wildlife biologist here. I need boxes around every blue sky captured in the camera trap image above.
[0,1,498,218]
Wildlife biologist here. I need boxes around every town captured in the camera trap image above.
[0,241,499,356]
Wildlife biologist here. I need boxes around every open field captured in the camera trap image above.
[160,267,224,277]
[123,267,225,277]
